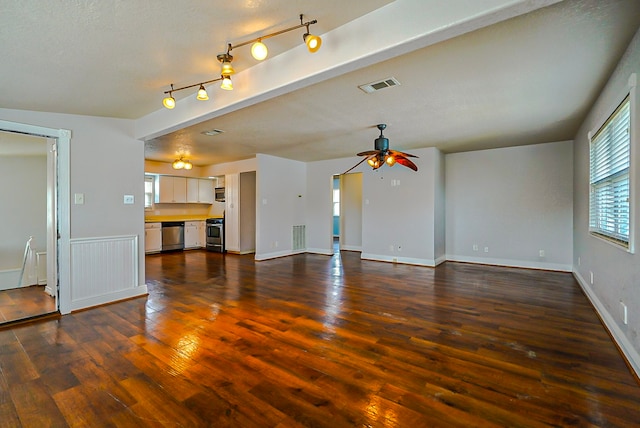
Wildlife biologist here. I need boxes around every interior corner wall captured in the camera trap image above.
[572,26,640,375]
[340,173,363,251]
[434,149,446,264]
[255,154,306,260]
[445,141,573,271]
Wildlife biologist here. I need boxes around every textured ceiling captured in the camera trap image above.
[2,0,640,166]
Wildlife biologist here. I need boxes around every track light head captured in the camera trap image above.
[163,94,176,109]
[251,40,268,60]
[217,53,235,75]
[303,22,321,53]
[220,75,233,91]
[196,85,209,101]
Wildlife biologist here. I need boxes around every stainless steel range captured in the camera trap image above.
[205,218,224,252]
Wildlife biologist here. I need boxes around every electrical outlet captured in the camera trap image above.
[539,250,545,257]
[473,244,479,251]
[484,247,489,253]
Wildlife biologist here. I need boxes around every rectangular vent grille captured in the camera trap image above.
[358,77,401,94]
[292,225,306,251]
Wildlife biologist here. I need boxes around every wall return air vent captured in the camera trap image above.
[358,77,401,94]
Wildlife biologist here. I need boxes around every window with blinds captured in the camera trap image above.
[589,96,631,249]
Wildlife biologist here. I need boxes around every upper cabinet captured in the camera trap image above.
[157,176,186,203]
[155,175,214,204]
[187,178,214,204]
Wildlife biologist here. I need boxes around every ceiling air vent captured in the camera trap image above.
[201,129,224,136]
[358,77,401,94]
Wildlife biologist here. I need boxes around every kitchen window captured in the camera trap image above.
[144,175,155,210]
[589,95,632,250]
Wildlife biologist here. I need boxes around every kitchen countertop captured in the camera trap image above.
[145,215,221,223]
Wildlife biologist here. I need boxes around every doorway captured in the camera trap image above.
[335,173,363,253]
[0,120,71,322]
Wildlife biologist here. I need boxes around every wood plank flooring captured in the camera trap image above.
[0,285,56,323]
[0,249,638,427]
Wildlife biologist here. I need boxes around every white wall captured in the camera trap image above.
[446,141,573,271]
[434,149,446,264]
[0,155,47,270]
[255,154,306,260]
[0,108,147,312]
[572,27,640,375]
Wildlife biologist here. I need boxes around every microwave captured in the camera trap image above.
[214,187,225,202]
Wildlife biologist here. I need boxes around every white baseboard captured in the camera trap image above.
[306,248,334,256]
[445,255,572,272]
[255,249,296,261]
[0,269,21,291]
[341,245,362,252]
[361,253,435,267]
[573,270,640,379]
[70,285,148,313]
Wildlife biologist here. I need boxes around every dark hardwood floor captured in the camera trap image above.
[0,249,638,427]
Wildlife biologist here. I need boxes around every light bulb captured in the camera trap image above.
[385,155,396,166]
[172,159,185,169]
[220,60,235,75]
[184,160,193,170]
[221,76,233,91]
[196,85,209,101]
[163,95,176,109]
[251,41,268,60]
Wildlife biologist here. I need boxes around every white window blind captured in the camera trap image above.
[589,96,631,248]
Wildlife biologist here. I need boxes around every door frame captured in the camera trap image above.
[0,119,71,314]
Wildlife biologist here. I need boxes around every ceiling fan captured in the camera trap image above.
[343,124,418,174]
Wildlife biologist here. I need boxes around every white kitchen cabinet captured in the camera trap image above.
[186,178,214,204]
[186,178,199,203]
[185,220,206,249]
[157,176,187,203]
[198,179,214,204]
[145,223,162,253]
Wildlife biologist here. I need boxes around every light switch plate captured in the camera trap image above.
[123,194,134,204]
[74,193,84,205]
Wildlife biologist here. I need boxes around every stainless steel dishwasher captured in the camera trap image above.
[161,221,184,251]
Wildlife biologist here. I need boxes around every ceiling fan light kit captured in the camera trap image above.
[162,14,321,109]
[344,124,419,174]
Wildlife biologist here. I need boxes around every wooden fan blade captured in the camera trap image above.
[356,150,380,157]
[395,156,418,171]
[342,156,369,174]
[389,149,418,158]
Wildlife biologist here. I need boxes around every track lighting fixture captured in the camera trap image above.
[172,156,193,170]
[162,14,321,109]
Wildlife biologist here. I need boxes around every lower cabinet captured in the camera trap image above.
[185,221,206,249]
[145,223,162,253]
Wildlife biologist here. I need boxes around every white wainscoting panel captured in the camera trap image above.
[70,235,146,311]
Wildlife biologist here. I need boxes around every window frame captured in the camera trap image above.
[144,174,155,211]
[588,73,636,253]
